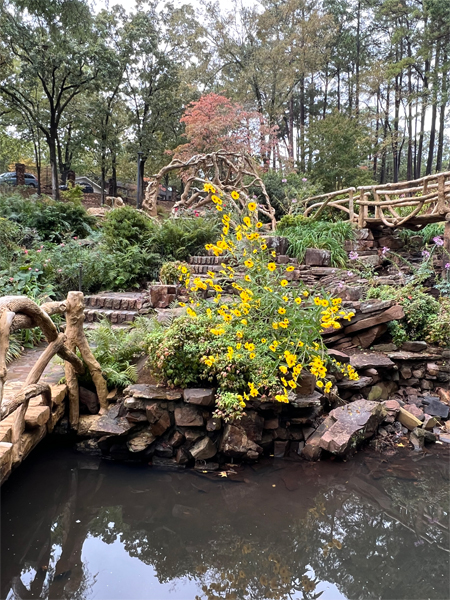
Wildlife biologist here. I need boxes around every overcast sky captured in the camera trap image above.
[97,0,240,12]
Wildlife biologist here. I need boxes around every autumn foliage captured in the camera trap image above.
[174,93,276,160]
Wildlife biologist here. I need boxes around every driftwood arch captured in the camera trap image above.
[0,292,108,473]
[143,150,277,229]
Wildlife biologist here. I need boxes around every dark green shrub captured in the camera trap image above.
[152,217,220,261]
[102,206,156,249]
[0,192,96,242]
[159,261,191,284]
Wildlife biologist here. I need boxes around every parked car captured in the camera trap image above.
[59,183,94,193]
[0,172,38,188]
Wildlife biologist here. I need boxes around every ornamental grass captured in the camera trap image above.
[148,183,358,420]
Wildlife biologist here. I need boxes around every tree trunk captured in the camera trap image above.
[48,134,59,201]
[417,57,430,177]
[436,43,448,173]
[426,41,441,175]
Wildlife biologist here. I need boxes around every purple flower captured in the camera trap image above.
[35,268,39,272]
[302,177,307,182]
[445,263,450,270]
[347,271,353,277]
[422,250,430,259]
[382,246,389,255]
[291,199,297,203]
[433,236,444,246]
[338,281,344,289]
[282,178,287,183]
[349,251,359,260]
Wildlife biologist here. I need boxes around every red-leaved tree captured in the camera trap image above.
[174,93,276,162]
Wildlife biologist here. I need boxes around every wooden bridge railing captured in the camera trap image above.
[303,171,450,229]
[0,291,108,474]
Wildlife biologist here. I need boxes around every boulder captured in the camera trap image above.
[150,410,171,437]
[89,404,135,437]
[367,381,398,401]
[318,400,386,455]
[350,352,395,370]
[352,324,387,349]
[422,397,449,419]
[382,399,400,423]
[294,372,316,396]
[168,430,185,447]
[206,417,222,431]
[305,248,331,267]
[190,437,217,460]
[401,341,427,352]
[288,390,323,407]
[273,440,289,457]
[79,387,99,414]
[336,376,373,390]
[127,429,156,453]
[174,406,204,427]
[403,404,424,421]
[359,299,394,314]
[183,388,215,406]
[124,384,182,401]
[301,416,335,461]
[263,417,279,430]
[239,411,264,442]
[220,424,263,459]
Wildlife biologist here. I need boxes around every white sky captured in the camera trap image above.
[98,0,240,13]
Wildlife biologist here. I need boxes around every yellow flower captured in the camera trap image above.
[231,190,240,200]
[279,365,288,374]
[243,216,251,227]
[278,307,286,315]
[241,319,248,325]
[244,274,251,282]
[271,250,276,257]
[261,338,267,343]
[211,194,220,204]
[236,331,243,338]
[325,381,332,393]
[204,182,216,193]
[286,265,295,272]
[248,202,257,211]
[261,243,267,250]
[294,297,302,305]
[316,380,324,388]
[321,299,329,307]
[280,279,288,287]
[272,322,279,329]
[249,352,256,359]
[186,307,197,318]
[236,343,242,350]
[267,262,277,272]
[244,259,254,268]
[178,302,186,307]
[288,380,296,389]
[303,290,309,297]
[269,343,277,352]
[256,221,263,228]
[216,205,223,211]
[314,296,321,305]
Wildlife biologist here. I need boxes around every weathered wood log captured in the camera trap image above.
[0,310,15,404]
[25,405,50,428]
[24,332,67,387]
[65,292,108,429]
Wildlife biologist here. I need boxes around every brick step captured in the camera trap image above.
[189,256,230,265]
[83,321,133,331]
[84,293,145,311]
[83,308,138,324]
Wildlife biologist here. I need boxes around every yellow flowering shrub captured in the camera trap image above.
[153,184,359,416]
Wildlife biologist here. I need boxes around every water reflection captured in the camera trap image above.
[1,444,449,600]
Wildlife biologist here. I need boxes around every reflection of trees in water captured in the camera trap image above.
[2,449,449,600]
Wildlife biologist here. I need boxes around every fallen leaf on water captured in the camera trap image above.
[397,443,405,447]
[272,484,276,487]
[218,471,228,478]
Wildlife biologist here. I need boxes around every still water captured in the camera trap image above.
[1,442,449,600]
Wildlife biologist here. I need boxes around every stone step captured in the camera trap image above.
[84,293,144,311]
[83,307,138,324]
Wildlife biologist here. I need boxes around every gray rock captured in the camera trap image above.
[305,248,331,267]
[288,390,323,407]
[174,406,204,427]
[401,341,428,352]
[319,400,386,455]
[190,437,217,460]
[79,387,99,414]
[124,384,182,401]
[422,397,449,419]
[350,352,395,370]
[220,424,263,458]
[127,429,156,453]
[183,388,215,407]
[336,376,373,390]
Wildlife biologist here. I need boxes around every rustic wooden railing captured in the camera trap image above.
[303,171,450,229]
[0,292,108,474]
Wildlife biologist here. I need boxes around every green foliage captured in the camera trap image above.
[366,285,440,344]
[309,111,374,191]
[276,219,354,267]
[60,184,84,204]
[102,206,156,249]
[399,223,445,246]
[87,317,157,388]
[159,261,190,284]
[426,298,450,347]
[151,217,220,261]
[214,391,246,422]
[258,171,321,219]
[0,193,96,242]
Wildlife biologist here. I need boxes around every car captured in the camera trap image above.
[0,172,38,188]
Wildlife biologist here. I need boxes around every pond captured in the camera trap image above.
[1,441,449,600]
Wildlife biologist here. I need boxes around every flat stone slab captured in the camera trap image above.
[183,388,215,407]
[344,305,405,334]
[401,341,428,352]
[88,405,135,437]
[350,352,394,370]
[174,405,204,427]
[387,351,441,361]
[422,397,449,419]
[124,384,182,401]
[359,299,393,314]
[288,390,323,407]
[336,376,373,390]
